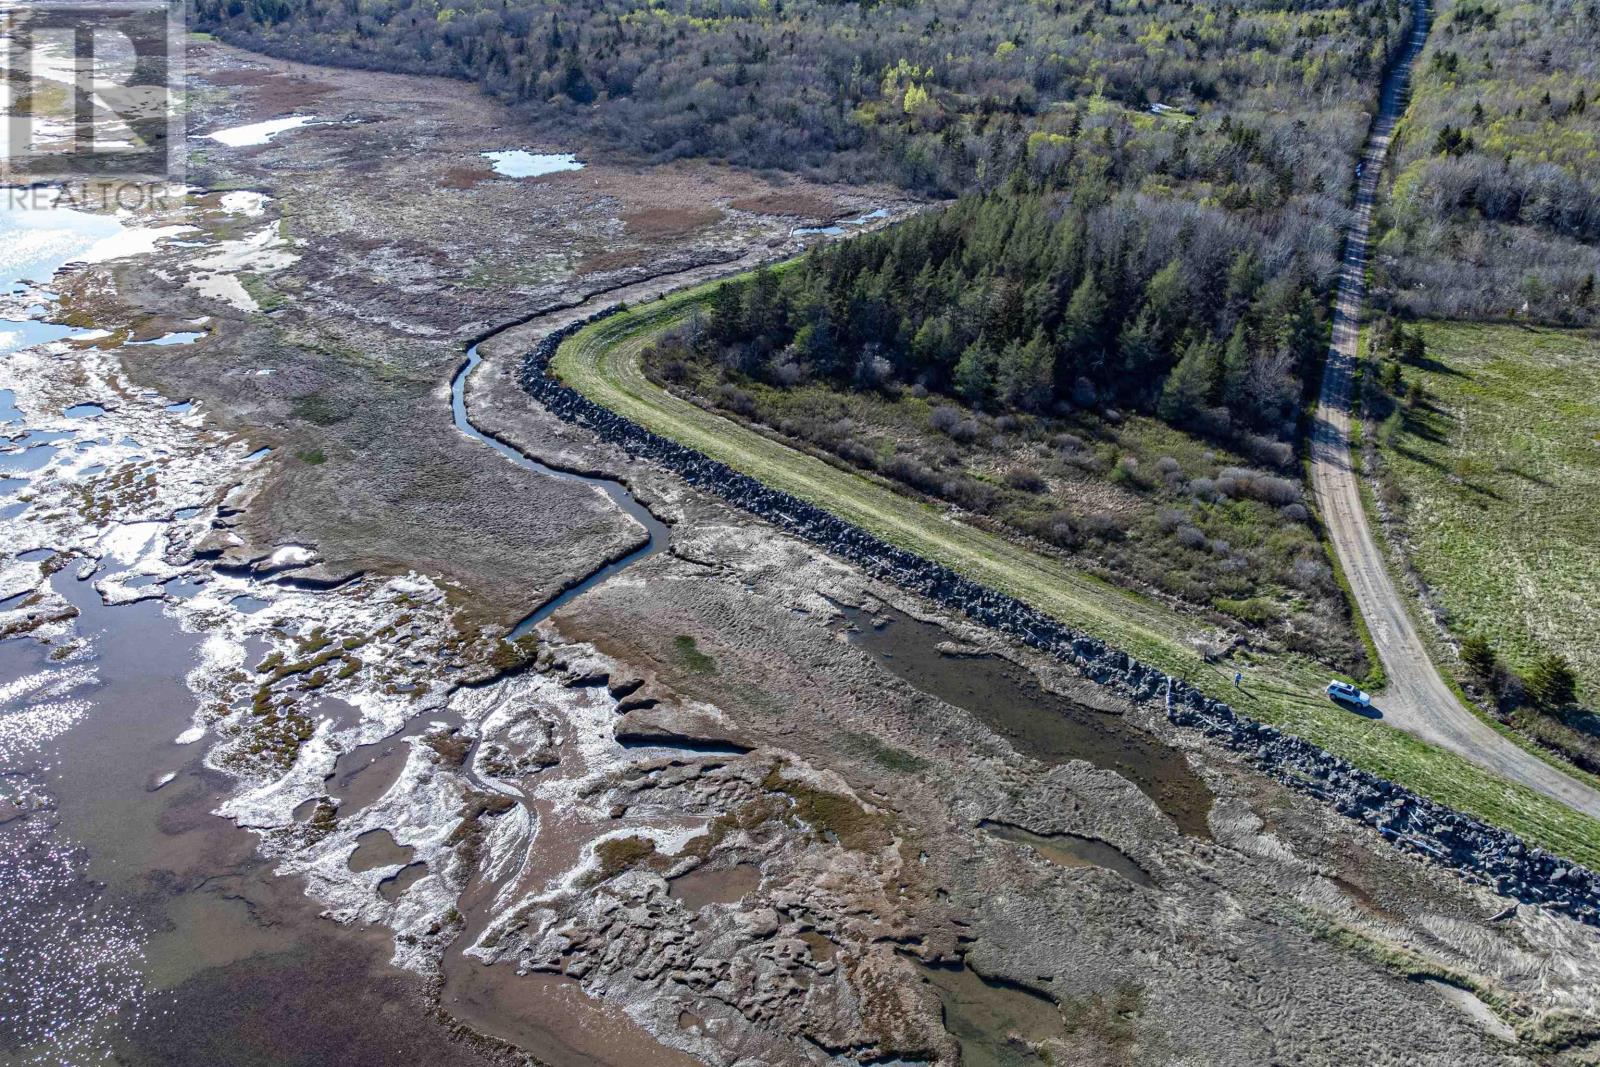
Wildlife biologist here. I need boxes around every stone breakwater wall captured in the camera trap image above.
[517,307,1600,926]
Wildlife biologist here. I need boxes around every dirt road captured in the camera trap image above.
[1310,5,1600,818]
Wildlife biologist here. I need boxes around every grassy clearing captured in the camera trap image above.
[1355,322,1600,786]
[553,291,1600,866]
[1374,322,1600,701]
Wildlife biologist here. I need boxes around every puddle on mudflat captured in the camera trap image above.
[206,115,316,147]
[800,930,836,962]
[328,738,409,812]
[18,428,77,447]
[162,575,208,599]
[64,402,106,419]
[0,317,83,356]
[667,862,761,911]
[311,696,363,732]
[918,961,1062,1067]
[0,444,55,472]
[441,968,704,1067]
[348,828,414,873]
[378,861,428,903]
[325,724,426,816]
[480,149,584,178]
[793,206,889,239]
[228,593,269,614]
[979,820,1154,887]
[839,604,1213,836]
[130,333,204,348]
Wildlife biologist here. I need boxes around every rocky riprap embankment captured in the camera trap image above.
[517,309,1600,927]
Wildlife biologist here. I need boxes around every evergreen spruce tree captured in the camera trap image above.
[1158,336,1221,424]
[1524,653,1578,709]
[954,339,995,406]
[1220,321,1252,413]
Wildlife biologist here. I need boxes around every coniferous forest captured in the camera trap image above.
[680,190,1324,444]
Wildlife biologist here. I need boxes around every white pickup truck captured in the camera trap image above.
[1326,680,1372,708]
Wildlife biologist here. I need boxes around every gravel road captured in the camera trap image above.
[1310,4,1600,819]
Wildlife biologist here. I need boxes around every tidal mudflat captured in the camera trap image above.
[837,600,1214,836]
[4,32,1600,1067]
[0,38,917,1067]
[0,195,514,1065]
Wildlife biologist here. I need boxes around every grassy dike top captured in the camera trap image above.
[551,279,1600,868]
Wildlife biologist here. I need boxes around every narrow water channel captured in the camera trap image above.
[450,345,669,638]
[839,602,1214,836]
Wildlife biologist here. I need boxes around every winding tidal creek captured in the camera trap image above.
[2,192,842,1067]
[451,344,669,639]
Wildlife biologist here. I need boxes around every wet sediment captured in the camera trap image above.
[978,820,1156,887]
[838,601,1213,836]
[515,307,1600,927]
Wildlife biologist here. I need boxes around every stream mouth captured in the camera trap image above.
[450,345,669,639]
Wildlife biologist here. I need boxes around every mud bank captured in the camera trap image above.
[518,307,1600,927]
